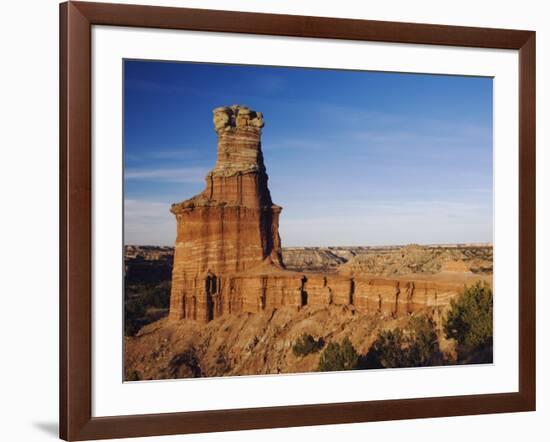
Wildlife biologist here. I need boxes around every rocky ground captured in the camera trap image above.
[125,304,455,381]
[338,244,493,277]
[281,247,368,272]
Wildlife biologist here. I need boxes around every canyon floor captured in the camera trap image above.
[124,244,492,381]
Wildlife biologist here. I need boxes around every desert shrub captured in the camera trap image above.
[362,328,407,368]
[247,335,260,352]
[407,316,441,366]
[318,337,359,371]
[124,256,172,285]
[444,281,493,349]
[169,348,202,378]
[362,315,441,368]
[292,334,324,357]
[444,281,493,363]
[125,369,140,381]
[124,280,171,336]
[124,297,146,336]
[141,280,171,309]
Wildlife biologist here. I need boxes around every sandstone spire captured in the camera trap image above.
[169,105,283,322]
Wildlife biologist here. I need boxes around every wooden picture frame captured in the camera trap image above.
[59,1,536,440]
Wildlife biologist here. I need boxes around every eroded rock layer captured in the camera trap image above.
[179,272,470,320]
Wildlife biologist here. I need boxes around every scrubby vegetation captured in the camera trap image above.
[357,282,493,369]
[318,337,359,371]
[124,248,173,336]
[169,348,202,378]
[125,280,171,336]
[444,281,493,363]
[292,334,325,357]
[362,315,442,369]
[125,369,140,381]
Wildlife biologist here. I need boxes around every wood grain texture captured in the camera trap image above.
[60,2,92,440]
[59,1,536,440]
[518,34,536,409]
[59,4,67,439]
[74,1,531,49]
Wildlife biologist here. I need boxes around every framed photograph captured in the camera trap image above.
[60,1,535,440]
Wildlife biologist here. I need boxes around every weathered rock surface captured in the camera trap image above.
[169,105,283,322]
[125,305,451,379]
[281,247,366,272]
[339,244,493,277]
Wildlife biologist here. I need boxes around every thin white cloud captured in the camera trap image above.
[265,138,325,151]
[124,199,170,217]
[352,127,490,147]
[124,199,176,245]
[125,148,205,161]
[276,195,492,247]
[125,166,208,183]
[123,195,493,247]
[147,150,202,160]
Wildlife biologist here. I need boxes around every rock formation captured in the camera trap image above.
[339,244,493,276]
[169,105,484,324]
[169,105,283,322]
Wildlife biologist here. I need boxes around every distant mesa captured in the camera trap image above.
[168,105,487,323]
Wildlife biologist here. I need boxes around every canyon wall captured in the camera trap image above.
[192,272,465,321]
[169,105,469,324]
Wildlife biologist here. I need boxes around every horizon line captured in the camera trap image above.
[124,241,494,248]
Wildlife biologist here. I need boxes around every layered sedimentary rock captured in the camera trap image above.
[339,244,493,276]
[188,273,473,319]
[169,105,283,322]
[169,105,477,324]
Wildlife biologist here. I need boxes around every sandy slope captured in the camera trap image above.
[125,304,454,380]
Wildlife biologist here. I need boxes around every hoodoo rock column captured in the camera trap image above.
[169,105,283,322]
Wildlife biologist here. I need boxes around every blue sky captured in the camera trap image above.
[124,60,493,247]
